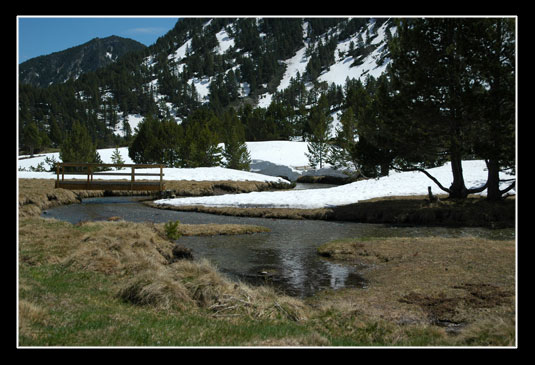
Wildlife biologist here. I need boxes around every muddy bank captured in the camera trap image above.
[329,196,516,228]
[19,178,515,229]
[149,195,515,229]
[18,178,290,217]
[314,236,515,330]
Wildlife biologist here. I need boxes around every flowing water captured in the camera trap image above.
[42,195,515,297]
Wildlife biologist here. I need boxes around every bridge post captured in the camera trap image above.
[131,166,135,190]
[160,165,163,191]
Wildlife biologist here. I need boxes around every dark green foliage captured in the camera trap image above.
[305,95,332,169]
[355,18,515,199]
[128,115,183,167]
[59,120,99,170]
[19,36,146,88]
[305,37,338,82]
[110,147,125,168]
[18,17,395,154]
[18,17,515,202]
[164,220,182,241]
[22,122,42,157]
[466,19,515,200]
[328,107,358,170]
[221,110,251,171]
[180,109,223,168]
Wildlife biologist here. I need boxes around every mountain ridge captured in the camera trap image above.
[18,17,395,151]
[19,35,147,88]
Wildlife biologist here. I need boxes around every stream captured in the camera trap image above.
[42,194,515,298]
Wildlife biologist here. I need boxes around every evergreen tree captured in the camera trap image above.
[468,18,516,200]
[328,107,358,170]
[129,115,183,166]
[386,18,493,199]
[349,75,396,177]
[122,114,132,141]
[305,95,332,169]
[221,110,251,171]
[48,117,63,148]
[59,120,97,168]
[23,122,41,157]
[111,147,125,169]
[180,108,223,167]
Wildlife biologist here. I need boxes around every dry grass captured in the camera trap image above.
[171,223,269,236]
[331,195,516,228]
[18,179,103,217]
[19,216,517,346]
[150,195,515,228]
[163,180,283,196]
[18,300,49,340]
[19,217,307,322]
[17,178,289,218]
[149,202,332,220]
[314,236,516,333]
[17,178,517,346]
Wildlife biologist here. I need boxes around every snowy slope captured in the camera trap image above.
[154,160,515,209]
[17,142,307,184]
[18,145,516,209]
[18,141,309,172]
[141,18,393,117]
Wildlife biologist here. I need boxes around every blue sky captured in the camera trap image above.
[18,17,179,63]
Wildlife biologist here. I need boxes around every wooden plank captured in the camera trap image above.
[60,163,164,169]
[54,163,165,192]
[56,180,164,191]
[60,172,163,176]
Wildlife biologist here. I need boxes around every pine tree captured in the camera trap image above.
[467,18,515,200]
[180,108,222,167]
[111,147,125,170]
[59,120,97,170]
[129,115,183,166]
[48,117,63,148]
[328,107,358,170]
[348,75,396,177]
[23,122,41,157]
[305,95,332,169]
[386,18,493,199]
[221,110,251,171]
[128,115,161,164]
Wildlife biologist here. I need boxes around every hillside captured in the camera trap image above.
[18,17,394,152]
[19,35,147,88]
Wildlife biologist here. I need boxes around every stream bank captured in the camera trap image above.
[39,195,514,297]
[18,178,291,218]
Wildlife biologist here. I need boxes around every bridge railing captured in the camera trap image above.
[55,163,165,191]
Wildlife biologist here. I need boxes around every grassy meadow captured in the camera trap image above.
[17,179,516,347]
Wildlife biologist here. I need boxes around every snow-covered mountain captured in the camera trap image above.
[144,17,395,117]
[110,17,396,137]
[19,17,397,151]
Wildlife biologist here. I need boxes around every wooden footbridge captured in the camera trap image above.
[55,163,165,192]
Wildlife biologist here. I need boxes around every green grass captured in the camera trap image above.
[18,216,516,347]
[18,262,312,347]
[19,261,515,347]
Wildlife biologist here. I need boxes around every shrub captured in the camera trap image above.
[164,220,181,241]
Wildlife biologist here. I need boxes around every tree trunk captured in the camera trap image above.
[380,161,390,177]
[485,159,501,201]
[448,153,468,199]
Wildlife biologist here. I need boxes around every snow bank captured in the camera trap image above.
[154,160,516,209]
[19,141,309,173]
[246,141,309,168]
[18,165,289,185]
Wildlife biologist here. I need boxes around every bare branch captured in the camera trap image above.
[393,166,451,193]
[467,181,488,194]
[499,180,516,195]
